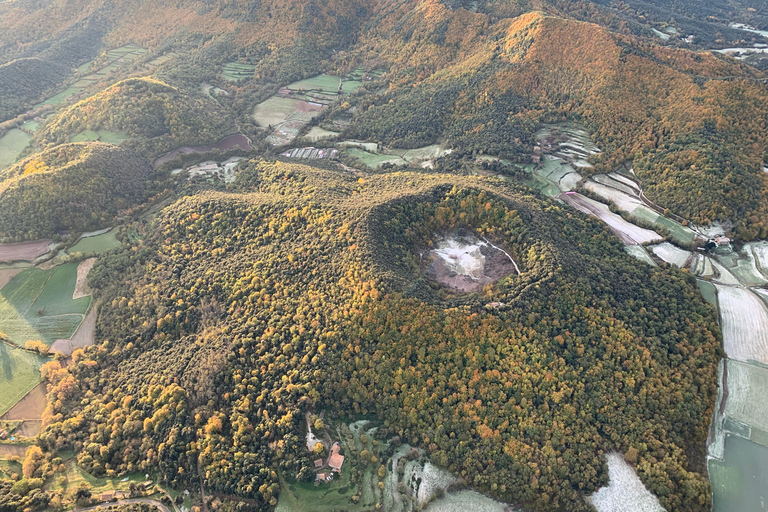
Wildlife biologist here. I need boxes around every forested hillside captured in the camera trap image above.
[333,10,768,238]
[36,78,237,157]
[33,161,721,511]
[0,143,154,241]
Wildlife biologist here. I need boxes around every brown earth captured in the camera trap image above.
[0,268,22,290]
[0,240,51,262]
[0,382,46,421]
[427,240,519,294]
[0,444,28,458]
[73,257,96,300]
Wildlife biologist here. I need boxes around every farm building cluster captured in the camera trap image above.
[314,442,345,484]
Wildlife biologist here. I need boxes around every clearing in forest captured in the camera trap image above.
[587,453,664,512]
[67,230,121,255]
[427,233,519,293]
[222,62,255,82]
[256,70,380,145]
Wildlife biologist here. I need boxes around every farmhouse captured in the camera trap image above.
[314,458,324,469]
[101,491,115,502]
[328,443,345,472]
[0,430,7,439]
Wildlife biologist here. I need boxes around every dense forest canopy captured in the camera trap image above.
[33,161,722,511]
[36,77,237,157]
[0,0,765,511]
[0,143,155,241]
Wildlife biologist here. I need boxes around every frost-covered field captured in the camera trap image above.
[559,193,662,245]
[584,179,645,212]
[588,453,665,512]
[715,285,768,365]
[710,260,741,286]
[625,246,656,266]
[723,360,768,434]
[424,490,513,512]
[651,242,691,268]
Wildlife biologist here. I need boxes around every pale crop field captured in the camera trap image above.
[651,242,691,268]
[715,285,768,365]
[723,360,768,435]
[588,453,665,512]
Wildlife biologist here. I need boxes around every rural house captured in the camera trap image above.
[328,443,345,472]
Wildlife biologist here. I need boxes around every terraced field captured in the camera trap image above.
[222,62,255,82]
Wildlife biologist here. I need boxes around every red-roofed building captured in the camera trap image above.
[328,442,345,472]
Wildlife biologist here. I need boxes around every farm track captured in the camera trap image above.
[76,498,172,512]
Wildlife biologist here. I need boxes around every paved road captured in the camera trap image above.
[76,497,173,512]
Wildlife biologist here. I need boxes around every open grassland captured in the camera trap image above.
[709,435,768,512]
[0,263,90,347]
[715,285,768,365]
[47,459,146,495]
[0,129,32,169]
[67,230,121,255]
[0,343,46,417]
[697,280,718,307]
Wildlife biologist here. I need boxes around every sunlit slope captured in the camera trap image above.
[341,10,768,237]
[35,77,236,157]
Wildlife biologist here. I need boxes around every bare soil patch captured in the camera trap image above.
[0,382,47,421]
[13,420,42,438]
[0,444,28,458]
[427,233,519,293]
[73,257,96,299]
[0,240,51,262]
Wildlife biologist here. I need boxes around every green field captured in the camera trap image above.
[0,129,32,169]
[71,130,128,145]
[0,263,90,347]
[697,279,718,307]
[67,231,121,254]
[222,62,255,82]
[0,343,46,417]
[709,435,768,512]
[289,74,341,93]
[346,148,406,168]
[47,459,146,496]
